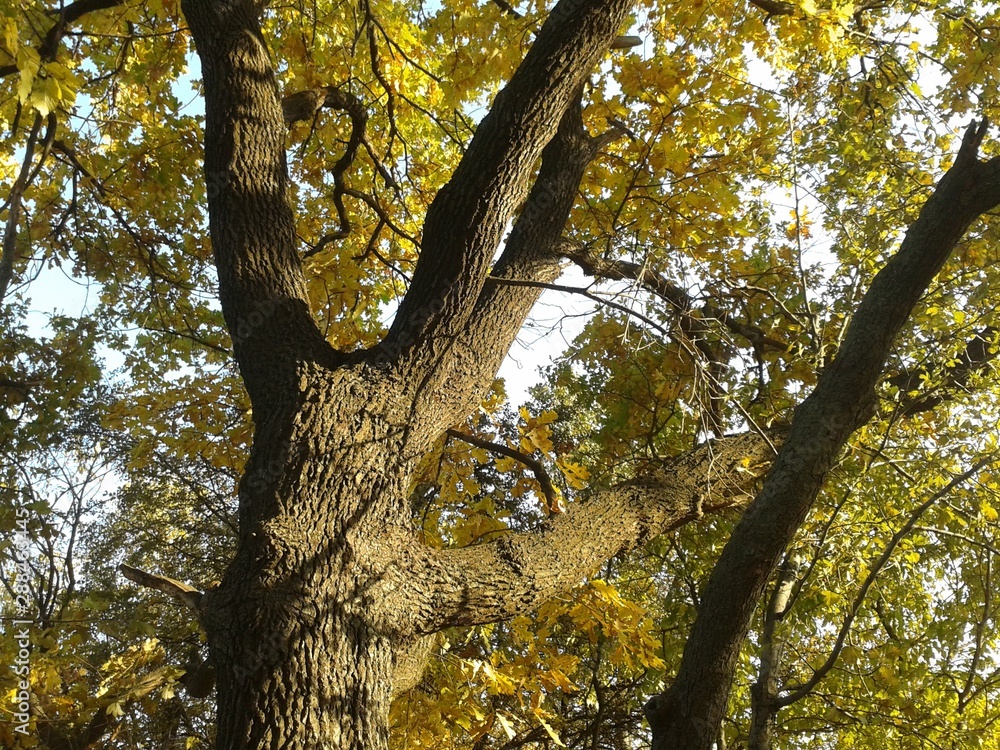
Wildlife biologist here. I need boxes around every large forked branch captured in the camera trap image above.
[403,93,619,432]
[181,0,342,407]
[645,121,1000,749]
[402,429,780,633]
[380,0,634,387]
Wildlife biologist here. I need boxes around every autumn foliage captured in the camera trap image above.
[4,0,1000,748]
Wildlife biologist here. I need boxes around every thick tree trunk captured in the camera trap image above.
[173,5,408,742]
[199,372,414,750]
[175,0,651,747]
[210,599,396,750]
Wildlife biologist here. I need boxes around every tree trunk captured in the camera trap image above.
[645,122,1000,750]
[198,372,415,750]
[746,560,795,750]
[172,0,832,746]
[173,0,678,747]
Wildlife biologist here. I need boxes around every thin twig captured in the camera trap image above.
[446,428,560,512]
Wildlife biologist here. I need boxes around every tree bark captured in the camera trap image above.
[747,560,796,750]
[168,1,1000,747]
[175,0,768,748]
[645,121,1000,749]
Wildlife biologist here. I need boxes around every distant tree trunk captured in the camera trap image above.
[645,122,1000,750]
[747,559,796,750]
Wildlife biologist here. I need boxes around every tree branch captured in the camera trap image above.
[564,248,790,353]
[777,457,992,707]
[120,563,204,613]
[0,113,44,301]
[0,0,127,78]
[748,558,796,750]
[401,429,781,633]
[562,247,792,436]
[887,326,999,416]
[282,86,376,255]
[747,0,797,16]
[181,0,343,408]
[486,277,671,337]
[379,0,634,396]
[401,94,616,434]
[646,119,1000,749]
[490,0,523,18]
[446,428,560,512]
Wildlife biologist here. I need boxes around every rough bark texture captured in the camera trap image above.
[173,0,1000,744]
[173,0,783,747]
[645,121,1000,750]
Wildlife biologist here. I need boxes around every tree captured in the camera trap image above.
[4,0,1000,748]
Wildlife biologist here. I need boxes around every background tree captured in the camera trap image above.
[4,0,1000,748]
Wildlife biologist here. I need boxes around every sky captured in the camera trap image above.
[18,3,964,421]
[24,242,596,406]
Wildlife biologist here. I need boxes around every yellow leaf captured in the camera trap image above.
[818,589,840,605]
[557,459,590,489]
[16,46,40,103]
[496,712,516,740]
[28,75,62,116]
[2,18,17,55]
[534,713,566,747]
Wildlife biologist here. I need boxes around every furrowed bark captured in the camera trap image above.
[383,0,634,406]
[401,430,779,633]
[180,3,403,749]
[421,94,609,427]
[181,0,342,409]
[646,121,1000,749]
